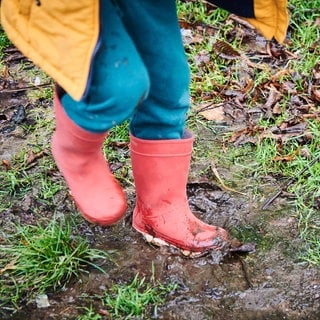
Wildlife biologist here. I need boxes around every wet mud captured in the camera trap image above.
[3,202,320,320]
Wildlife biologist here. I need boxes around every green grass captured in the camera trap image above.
[0,147,61,211]
[0,26,10,59]
[103,272,177,319]
[77,305,103,320]
[75,267,177,320]
[177,1,232,103]
[253,120,320,265]
[287,1,320,83]
[103,121,132,185]
[0,218,110,312]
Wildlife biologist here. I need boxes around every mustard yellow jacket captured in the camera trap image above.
[0,0,288,102]
[1,0,99,101]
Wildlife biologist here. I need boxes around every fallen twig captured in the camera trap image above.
[262,154,320,209]
[3,53,26,63]
[228,14,255,30]
[211,161,246,195]
[0,82,52,94]
[239,256,254,289]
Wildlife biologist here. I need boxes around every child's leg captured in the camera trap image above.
[117,1,229,253]
[52,0,150,224]
[60,0,150,133]
[117,0,190,139]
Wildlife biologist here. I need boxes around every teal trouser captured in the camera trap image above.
[60,0,190,139]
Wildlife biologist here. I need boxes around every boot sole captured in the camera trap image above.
[134,227,218,258]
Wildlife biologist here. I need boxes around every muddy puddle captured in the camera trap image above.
[1,156,319,319]
[3,196,320,320]
[1,65,320,320]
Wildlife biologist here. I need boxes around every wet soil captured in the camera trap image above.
[1,58,320,320]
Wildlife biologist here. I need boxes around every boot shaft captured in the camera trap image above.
[130,132,194,205]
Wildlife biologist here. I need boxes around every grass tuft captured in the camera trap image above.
[0,26,10,60]
[77,305,103,320]
[0,218,110,312]
[103,272,177,319]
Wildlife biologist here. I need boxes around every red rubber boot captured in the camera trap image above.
[51,94,127,225]
[130,131,228,256]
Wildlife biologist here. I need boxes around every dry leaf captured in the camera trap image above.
[212,40,241,60]
[26,150,36,165]
[312,87,320,102]
[263,87,281,110]
[195,50,211,66]
[2,159,11,170]
[273,148,300,162]
[197,103,225,121]
[272,103,282,115]
[0,258,18,274]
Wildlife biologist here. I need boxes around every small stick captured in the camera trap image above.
[262,155,320,210]
[228,14,255,30]
[211,161,246,195]
[239,256,254,289]
[0,82,52,94]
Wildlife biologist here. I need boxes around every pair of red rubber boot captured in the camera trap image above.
[51,96,228,254]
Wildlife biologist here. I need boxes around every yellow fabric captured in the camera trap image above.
[244,0,289,43]
[0,0,99,101]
